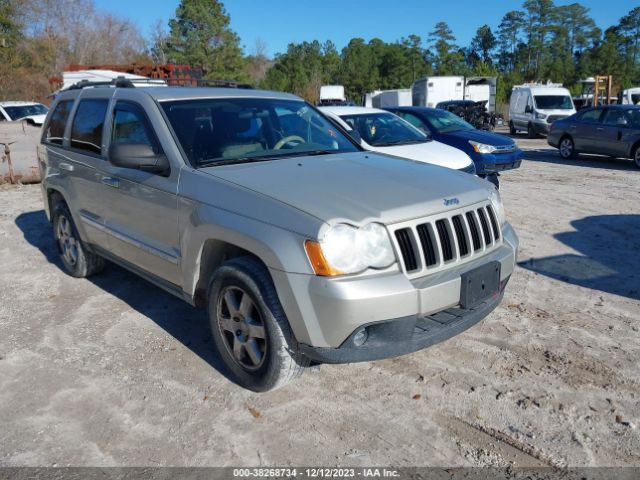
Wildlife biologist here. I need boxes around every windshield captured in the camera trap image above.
[534,95,573,110]
[161,98,358,167]
[424,109,474,133]
[338,112,427,147]
[3,104,48,120]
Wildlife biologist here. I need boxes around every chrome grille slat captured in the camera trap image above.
[391,201,502,277]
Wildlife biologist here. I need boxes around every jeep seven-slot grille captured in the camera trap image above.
[393,203,501,275]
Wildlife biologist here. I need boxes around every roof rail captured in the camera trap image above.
[67,76,167,90]
[65,75,254,91]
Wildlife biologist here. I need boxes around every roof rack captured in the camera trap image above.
[67,76,254,91]
[67,76,167,90]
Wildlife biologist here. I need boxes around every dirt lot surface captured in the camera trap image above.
[1,136,639,468]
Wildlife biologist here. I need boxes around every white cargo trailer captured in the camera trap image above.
[371,89,412,108]
[411,76,464,108]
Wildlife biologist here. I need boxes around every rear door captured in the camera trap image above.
[598,108,631,157]
[44,91,114,250]
[99,93,181,285]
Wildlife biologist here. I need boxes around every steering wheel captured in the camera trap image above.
[274,135,306,150]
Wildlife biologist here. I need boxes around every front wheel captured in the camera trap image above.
[633,145,640,169]
[559,136,576,159]
[527,123,537,139]
[509,121,516,135]
[207,257,308,391]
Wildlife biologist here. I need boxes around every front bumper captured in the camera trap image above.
[533,121,551,135]
[300,277,508,363]
[270,223,518,351]
[476,150,523,174]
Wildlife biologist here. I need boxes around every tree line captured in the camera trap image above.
[1,0,638,105]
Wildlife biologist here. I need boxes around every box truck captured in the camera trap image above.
[319,85,347,105]
[464,77,497,112]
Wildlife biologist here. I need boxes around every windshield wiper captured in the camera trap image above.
[375,139,428,147]
[200,156,281,167]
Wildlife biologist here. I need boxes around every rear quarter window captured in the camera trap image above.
[44,100,74,145]
[70,99,109,155]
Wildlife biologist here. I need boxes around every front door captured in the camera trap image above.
[100,100,181,285]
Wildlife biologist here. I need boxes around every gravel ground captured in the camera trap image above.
[0,137,639,468]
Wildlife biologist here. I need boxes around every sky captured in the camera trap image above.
[94,0,634,58]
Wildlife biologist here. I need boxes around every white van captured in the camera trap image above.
[509,84,576,138]
[620,87,640,105]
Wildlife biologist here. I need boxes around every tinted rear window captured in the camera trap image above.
[44,100,73,145]
[70,99,109,155]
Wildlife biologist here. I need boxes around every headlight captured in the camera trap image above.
[489,188,506,226]
[305,223,396,276]
[469,140,496,154]
[535,112,547,120]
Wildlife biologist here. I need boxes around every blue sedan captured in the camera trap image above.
[384,107,523,188]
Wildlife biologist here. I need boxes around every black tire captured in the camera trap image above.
[558,136,576,159]
[633,144,640,170]
[485,174,500,189]
[509,121,516,135]
[527,123,537,139]
[207,256,308,391]
[52,201,105,278]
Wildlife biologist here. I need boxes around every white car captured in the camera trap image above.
[0,101,49,126]
[319,106,476,173]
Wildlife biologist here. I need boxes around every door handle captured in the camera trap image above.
[59,162,74,172]
[100,176,120,188]
[596,127,604,131]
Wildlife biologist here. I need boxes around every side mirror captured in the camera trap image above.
[109,143,169,174]
[616,116,629,127]
[525,105,533,114]
[348,129,363,144]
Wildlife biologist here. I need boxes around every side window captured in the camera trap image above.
[601,109,626,126]
[401,112,428,133]
[70,99,109,154]
[44,100,73,145]
[112,106,154,148]
[578,108,603,123]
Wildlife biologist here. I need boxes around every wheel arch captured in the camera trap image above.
[192,239,269,308]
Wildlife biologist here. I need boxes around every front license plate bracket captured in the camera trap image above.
[460,261,501,309]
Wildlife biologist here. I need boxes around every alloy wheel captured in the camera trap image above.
[560,138,573,158]
[217,286,267,371]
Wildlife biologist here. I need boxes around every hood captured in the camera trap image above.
[445,129,516,147]
[534,108,575,116]
[16,114,46,126]
[371,140,473,170]
[200,151,492,226]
